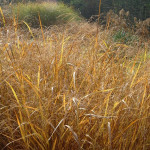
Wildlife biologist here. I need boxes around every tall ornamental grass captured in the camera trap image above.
[0,6,150,150]
[12,2,82,27]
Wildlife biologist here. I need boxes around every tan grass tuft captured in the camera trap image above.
[0,6,150,150]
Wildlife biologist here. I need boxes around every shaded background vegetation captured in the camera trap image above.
[58,0,150,20]
[1,0,150,20]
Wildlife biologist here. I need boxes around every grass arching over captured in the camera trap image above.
[12,2,82,27]
[0,5,150,149]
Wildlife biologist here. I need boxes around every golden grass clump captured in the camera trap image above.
[106,9,129,30]
[106,9,150,38]
[134,17,150,37]
[0,8,150,150]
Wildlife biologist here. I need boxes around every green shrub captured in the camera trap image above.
[12,2,82,27]
[113,29,138,44]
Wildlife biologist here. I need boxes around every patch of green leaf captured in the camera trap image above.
[113,29,138,44]
[12,2,82,28]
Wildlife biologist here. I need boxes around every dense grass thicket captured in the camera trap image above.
[0,2,150,150]
[12,2,82,27]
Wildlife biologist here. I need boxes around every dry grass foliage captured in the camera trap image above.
[134,17,150,37]
[106,9,130,30]
[0,8,150,150]
[106,9,150,37]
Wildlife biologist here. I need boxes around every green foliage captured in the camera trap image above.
[113,29,138,44]
[12,2,82,27]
